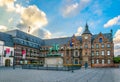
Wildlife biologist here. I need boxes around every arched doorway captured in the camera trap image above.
[5,59,11,67]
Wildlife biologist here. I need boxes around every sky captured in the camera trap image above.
[0,0,120,56]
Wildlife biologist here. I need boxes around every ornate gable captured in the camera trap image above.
[68,34,80,47]
[93,32,109,43]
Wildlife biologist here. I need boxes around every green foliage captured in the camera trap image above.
[113,57,120,63]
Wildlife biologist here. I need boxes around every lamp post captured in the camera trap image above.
[71,48,74,73]
[71,55,74,72]
[13,43,16,69]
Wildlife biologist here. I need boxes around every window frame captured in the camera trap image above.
[99,38,103,43]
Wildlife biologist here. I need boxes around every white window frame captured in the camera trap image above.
[96,51,99,56]
[92,45,94,48]
[92,51,94,56]
[92,60,94,64]
[108,59,110,64]
[101,44,104,48]
[101,51,104,55]
[96,44,99,48]
[74,50,79,57]
[96,59,99,64]
[107,51,110,55]
[107,44,110,48]
[102,59,104,64]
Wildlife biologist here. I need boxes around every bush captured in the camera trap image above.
[63,64,81,67]
[113,57,120,63]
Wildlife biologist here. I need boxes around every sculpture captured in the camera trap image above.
[49,44,59,54]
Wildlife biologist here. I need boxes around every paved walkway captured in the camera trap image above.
[0,68,120,82]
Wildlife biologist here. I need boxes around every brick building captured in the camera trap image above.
[2,23,114,67]
[41,23,114,67]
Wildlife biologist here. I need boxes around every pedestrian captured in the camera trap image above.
[84,62,88,70]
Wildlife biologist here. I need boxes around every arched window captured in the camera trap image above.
[99,38,102,43]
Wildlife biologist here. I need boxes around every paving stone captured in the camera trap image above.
[0,68,120,82]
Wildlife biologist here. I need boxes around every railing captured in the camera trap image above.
[22,64,81,71]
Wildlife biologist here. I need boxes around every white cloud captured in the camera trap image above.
[104,15,120,28]
[19,5,48,34]
[0,0,49,39]
[8,18,13,23]
[0,0,16,11]
[32,28,51,39]
[0,25,7,31]
[75,26,83,36]
[61,0,91,17]
[114,29,120,44]
[113,29,120,56]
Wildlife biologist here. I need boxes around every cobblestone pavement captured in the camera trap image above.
[0,67,120,82]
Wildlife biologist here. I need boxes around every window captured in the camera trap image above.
[107,44,110,48]
[74,59,79,64]
[80,45,82,48]
[101,51,104,55]
[85,44,88,48]
[92,51,94,56]
[101,44,104,48]
[96,51,99,56]
[75,51,78,57]
[108,59,110,64]
[96,44,99,48]
[99,38,102,43]
[92,44,94,48]
[107,51,110,55]
[102,59,104,64]
[92,60,94,64]
[96,59,99,64]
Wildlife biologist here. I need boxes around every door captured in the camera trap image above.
[5,59,11,67]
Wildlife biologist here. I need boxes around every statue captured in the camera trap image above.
[49,44,59,54]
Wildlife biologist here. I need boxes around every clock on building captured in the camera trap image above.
[84,35,88,39]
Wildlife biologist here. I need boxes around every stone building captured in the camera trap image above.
[1,23,114,67]
[41,23,114,67]
[0,32,14,66]
[6,30,44,65]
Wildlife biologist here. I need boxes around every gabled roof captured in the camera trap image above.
[0,32,13,47]
[44,37,71,46]
[91,33,112,42]
[43,36,82,46]
[44,33,112,46]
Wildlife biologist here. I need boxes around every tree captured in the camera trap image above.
[113,57,120,63]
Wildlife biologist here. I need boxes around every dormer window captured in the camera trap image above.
[99,38,102,43]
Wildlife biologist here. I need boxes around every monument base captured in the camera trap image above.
[44,57,63,67]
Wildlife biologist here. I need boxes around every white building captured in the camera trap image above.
[0,41,14,66]
[0,41,4,66]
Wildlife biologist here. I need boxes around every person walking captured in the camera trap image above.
[84,62,88,70]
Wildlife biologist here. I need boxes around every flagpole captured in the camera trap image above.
[28,26,31,33]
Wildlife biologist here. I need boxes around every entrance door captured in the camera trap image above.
[5,59,11,67]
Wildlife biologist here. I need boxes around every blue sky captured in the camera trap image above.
[0,0,120,55]
[29,0,120,37]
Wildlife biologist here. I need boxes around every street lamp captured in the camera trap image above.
[13,43,16,69]
[71,49,74,73]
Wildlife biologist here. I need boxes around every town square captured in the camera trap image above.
[0,67,120,82]
[0,0,120,82]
